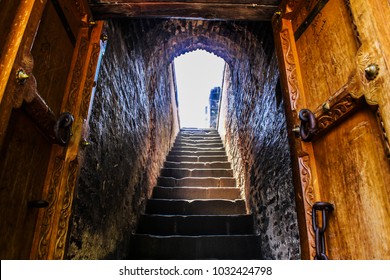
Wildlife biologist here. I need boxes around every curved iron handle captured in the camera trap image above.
[299,109,317,142]
[54,112,74,146]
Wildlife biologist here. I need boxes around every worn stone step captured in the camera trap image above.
[145,199,246,215]
[129,234,261,259]
[137,214,254,235]
[169,150,226,156]
[175,141,222,147]
[174,139,223,146]
[179,133,220,138]
[152,186,241,200]
[178,133,220,138]
[175,136,222,144]
[166,155,228,163]
[179,130,220,136]
[180,128,219,132]
[173,142,224,149]
[171,146,225,152]
[157,176,236,187]
[177,136,221,142]
[164,161,231,169]
[160,168,233,178]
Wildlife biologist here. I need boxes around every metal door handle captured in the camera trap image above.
[54,112,74,146]
[299,109,317,142]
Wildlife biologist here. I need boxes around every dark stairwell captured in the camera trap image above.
[67,18,300,260]
[129,128,261,259]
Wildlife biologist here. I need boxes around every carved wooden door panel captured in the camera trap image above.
[273,0,390,259]
[0,0,104,259]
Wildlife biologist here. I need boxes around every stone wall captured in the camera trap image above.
[218,23,301,260]
[67,20,179,259]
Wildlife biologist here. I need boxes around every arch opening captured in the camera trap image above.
[173,49,225,128]
[67,18,300,260]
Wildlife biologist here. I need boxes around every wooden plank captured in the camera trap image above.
[294,0,359,111]
[313,107,390,259]
[89,2,279,21]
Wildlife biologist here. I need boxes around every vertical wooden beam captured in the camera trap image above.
[272,1,321,260]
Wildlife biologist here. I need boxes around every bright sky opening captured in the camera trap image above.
[174,50,225,128]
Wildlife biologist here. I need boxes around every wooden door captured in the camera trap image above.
[273,0,390,259]
[0,0,104,259]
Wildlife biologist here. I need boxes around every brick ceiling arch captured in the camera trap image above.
[136,19,269,69]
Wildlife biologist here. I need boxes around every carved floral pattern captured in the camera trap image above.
[38,156,64,259]
[298,155,316,259]
[280,28,299,110]
[66,37,88,112]
[54,159,79,259]
[317,94,357,130]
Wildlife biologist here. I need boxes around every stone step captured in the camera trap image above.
[164,161,231,169]
[160,168,233,178]
[169,150,226,156]
[152,186,241,200]
[166,155,228,163]
[178,132,220,137]
[145,199,246,215]
[137,214,254,235]
[175,140,223,146]
[180,128,219,133]
[129,234,261,259]
[173,142,224,149]
[177,136,221,142]
[157,176,236,187]
[179,133,220,138]
[179,130,220,135]
[171,146,225,152]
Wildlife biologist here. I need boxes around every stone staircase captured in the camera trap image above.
[129,128,261,259]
